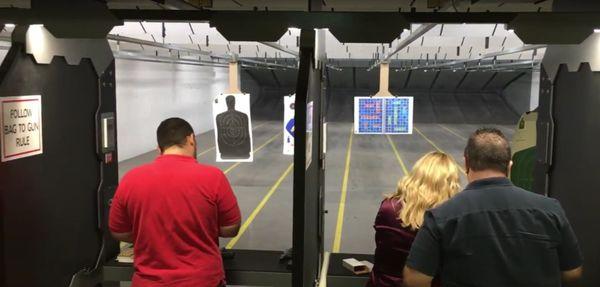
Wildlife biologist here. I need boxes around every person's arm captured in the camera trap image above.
[554,200,584,283]
[216,172,242,238]
[111,231,134,243]
[562,266,583,284]
[219,222,241,238]
[109,183,134,243]
[404,266,434,287]
[403,211,441,287]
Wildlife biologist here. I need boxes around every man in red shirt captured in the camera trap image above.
[109,117,242,287]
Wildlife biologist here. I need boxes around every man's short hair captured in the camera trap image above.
[157,118,194,152]
[464,128,511,174]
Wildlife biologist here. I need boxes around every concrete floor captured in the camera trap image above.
[118,121,515,255]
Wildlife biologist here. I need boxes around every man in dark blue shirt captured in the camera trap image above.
[404,128,583,287]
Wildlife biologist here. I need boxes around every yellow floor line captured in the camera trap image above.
[386,134,409,176]
[318,251,331,287]
[253,122,269,130]
[225,163,294,249]
[223,163,241,175]
[223,132,282,174]
[197,146,215,157]
[197,122,269,158]
[438,124,467,141]
[332,128,354,253]
[414,127,467,175]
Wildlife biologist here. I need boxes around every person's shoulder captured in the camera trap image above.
[194,162,226,178]
[430,189,471,214]
[379,197,400,214]
[121,162,156,182]
[510,186,564,212]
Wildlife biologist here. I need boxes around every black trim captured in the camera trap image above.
[292,30,312,287]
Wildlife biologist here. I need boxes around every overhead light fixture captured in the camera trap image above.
[594,29,600,33]
[4,23,15,28]
[507,29,515,34]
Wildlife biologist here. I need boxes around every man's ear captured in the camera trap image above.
[188,133,196,146]
[157,146,163,155]
[464,156,470,174]
[507,160,514,175]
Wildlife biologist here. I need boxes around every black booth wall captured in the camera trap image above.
[543,64,600,286]
[0,44,118,287]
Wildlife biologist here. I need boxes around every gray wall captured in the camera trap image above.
[503,71,535,115]
[241,68,529,125]
[0,49,7,63]
[116,59,228,161]
[242,69,296,121]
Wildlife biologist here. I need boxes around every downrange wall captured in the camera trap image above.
[242,68,296,122]
[326,68,531,124]
[116,59,229,161]
[240,66,534,125]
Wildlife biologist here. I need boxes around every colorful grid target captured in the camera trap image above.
[356,97,383,134]
[384,98,411,134]
[354,96,413,135]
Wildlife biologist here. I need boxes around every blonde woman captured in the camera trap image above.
[367,152,461,287]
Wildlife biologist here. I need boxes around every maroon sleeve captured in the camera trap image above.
[375,199,397,227]
[109,180,132,233]
[216,172,241,226]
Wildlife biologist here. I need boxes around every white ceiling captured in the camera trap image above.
[0,20,546,64]
[0,0,553,11]
[105,0,553,12]
[108,21,546,61]
[0,0,548,64]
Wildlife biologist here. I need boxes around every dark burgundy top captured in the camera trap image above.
[367,198,440,287]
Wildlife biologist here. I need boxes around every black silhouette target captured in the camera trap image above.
[220,113,249,146]
[214,94,252,161]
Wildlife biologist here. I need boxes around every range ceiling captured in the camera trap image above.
[0,0,554,12]
[108,22,545,62]
[103,0,553,12]
[0,0,548,69]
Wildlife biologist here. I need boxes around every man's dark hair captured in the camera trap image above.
[464,128,512,174]
[156,118,194,152]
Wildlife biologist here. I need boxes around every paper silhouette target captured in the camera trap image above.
[283,95,295,155]
[213,93,254,162]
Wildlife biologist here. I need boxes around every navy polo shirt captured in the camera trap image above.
[406,177,583,287]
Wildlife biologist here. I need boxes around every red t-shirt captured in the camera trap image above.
[109,154,241,287]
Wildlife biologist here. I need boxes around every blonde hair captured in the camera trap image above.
[390,151,461,230]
